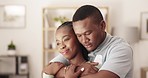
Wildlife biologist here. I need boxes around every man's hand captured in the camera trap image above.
[87,61,99,66]
[42,62,65,75]
[80,62,99,76]
[64,62,99,78]
[65,64,84,78]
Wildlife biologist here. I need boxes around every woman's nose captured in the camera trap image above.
[60,43,66,49]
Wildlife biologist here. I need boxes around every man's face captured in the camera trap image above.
[56,27,79,60]
[73,17,106,52]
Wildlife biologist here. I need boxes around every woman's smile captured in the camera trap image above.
[60,49,69,55]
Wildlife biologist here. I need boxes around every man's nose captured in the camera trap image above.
[82,35,89,43]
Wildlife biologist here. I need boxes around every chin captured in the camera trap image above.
[87,48,93,52]
[87,47,95,52]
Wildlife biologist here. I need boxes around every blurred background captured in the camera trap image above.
[0,0,148,78]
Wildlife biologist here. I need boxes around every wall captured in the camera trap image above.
[0,0,43,78]
[0,0,148,78]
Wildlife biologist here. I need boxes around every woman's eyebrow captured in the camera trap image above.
[62,35,70,39]
[56,34,70,42]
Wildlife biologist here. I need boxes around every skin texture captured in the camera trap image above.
[56,26,86,65]
[56,26,87,77]
[80,70,119,78]
[73,17,106,52]
[43,17,120,78]
[42,62,65,75]
[72,17,120,78]
[43,5,129,78]
[42,24,98,78]
[55,26,98,78]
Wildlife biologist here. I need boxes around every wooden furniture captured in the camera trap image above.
[141,67,148,78]
[42,6,109,67]
[0,55,29,78]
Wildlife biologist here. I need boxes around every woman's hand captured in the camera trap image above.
[42,62,65,75]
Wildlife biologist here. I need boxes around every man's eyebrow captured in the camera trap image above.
[85,30,91,32]
[76,30,91,35]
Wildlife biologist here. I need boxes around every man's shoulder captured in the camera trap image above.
[107,35,130,47]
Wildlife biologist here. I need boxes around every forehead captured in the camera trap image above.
[56,26,72,33]
[56,26,73,38]
[73,18,96,34]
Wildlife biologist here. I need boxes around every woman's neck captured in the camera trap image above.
[69,51,86,66]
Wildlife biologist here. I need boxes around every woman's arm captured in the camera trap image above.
[55,67,65,78]
[42,62,65,78]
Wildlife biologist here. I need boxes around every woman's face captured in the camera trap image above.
[56,26,80,60]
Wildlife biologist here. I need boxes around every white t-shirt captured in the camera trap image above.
[50,33,133,78]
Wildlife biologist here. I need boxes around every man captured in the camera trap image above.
[43,5,133,78]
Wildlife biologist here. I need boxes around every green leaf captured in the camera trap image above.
[8,41,16,50]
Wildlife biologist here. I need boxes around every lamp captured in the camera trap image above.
[112,26,139,44]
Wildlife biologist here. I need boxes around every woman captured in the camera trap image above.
[43,21,98,78]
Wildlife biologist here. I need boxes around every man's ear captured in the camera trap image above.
[99,20,106,31]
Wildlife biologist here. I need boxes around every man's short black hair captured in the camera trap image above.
[73,5,103,24]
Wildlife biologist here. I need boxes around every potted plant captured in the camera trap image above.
[53,16,69,27]
[7,41,16,55]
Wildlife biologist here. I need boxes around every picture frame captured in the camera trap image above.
[140,12,148,39]
[0,5,26,28]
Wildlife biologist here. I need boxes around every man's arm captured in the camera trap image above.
[81,70,119,78]
[50,54,69,65]
[42,54,69,78]
[42,62,65,78]
[65,44,133,78]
